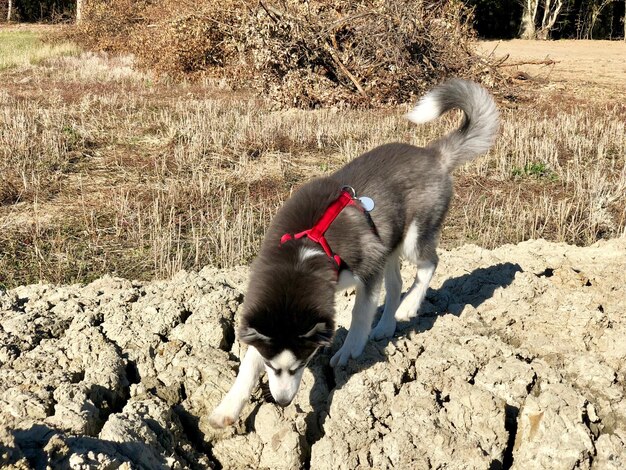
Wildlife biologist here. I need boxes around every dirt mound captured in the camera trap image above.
[1,239,625,469]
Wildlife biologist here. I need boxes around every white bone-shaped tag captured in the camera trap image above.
[358,196,375,212]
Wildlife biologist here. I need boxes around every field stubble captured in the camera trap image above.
[0,32,625,287]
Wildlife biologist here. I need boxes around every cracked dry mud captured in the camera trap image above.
[1,239,625,469]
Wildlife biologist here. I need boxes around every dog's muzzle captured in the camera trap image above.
[275,396,293,407]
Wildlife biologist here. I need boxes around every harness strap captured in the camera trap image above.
[279,190,360,270]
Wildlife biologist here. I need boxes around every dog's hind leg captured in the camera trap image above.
[208,345,264,428]
[394,225,438,322]
[370,250,402,340]
[394,257,436,321]
[330,276,382,367]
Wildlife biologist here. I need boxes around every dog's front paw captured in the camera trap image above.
[330,334,368,367]
[208,398,242,429]
[370,317,396,340]
[208,406,237,429]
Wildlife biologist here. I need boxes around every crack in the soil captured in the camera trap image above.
[302,361,337,469]
[173,404,220,470]
[88,326,139,436]
[501,403,519,469]
[180,309,192,324]
[536,267,554,278]
[434,388,450,408]
[220,317,236,352]
[467,366,479,385]
[581,406,599,467]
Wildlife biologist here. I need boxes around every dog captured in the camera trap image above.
[209,79,499,428]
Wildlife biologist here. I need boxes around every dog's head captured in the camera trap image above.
[239,319,333,406]
[238,266,336,406]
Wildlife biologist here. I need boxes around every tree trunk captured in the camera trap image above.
[537,0,564,39]
[7,0,12,22]
[76,0,83,23]
[520,0,540,38]
[584,0,616,40]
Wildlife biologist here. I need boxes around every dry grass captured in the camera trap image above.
[0,29,80,70]
[1,29,625,288]
[450,101,626,247]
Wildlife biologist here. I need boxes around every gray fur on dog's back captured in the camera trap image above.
[326,79,499,276]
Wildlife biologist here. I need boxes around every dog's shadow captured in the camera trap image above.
[304,261,522,448]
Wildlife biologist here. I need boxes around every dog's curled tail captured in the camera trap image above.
[406,79,499,171]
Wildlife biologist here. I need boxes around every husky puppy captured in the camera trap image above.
[209,79,499,428]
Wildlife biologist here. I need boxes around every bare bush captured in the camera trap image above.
[130,0,246,79]
[74,0,149,52]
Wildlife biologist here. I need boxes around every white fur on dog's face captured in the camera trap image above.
[264,349,316,406]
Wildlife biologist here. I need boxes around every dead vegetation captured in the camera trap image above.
[70,0,506,108]
[0,29,625,288]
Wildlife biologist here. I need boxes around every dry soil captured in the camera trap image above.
[1,239,625,469]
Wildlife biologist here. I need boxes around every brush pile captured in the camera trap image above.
[73,0,503,107]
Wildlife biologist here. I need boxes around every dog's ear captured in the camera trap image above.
[238,325,271,345]
[300,322,334,346]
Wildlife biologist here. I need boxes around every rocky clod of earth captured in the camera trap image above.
[1,239,625,469]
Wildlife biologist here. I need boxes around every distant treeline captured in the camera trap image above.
[3,0,75,22]
[3,0,626,40]
[467,0,626,39]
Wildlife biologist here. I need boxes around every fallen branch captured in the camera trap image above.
[493,53,510,67]
[499,58,558,67]
[322,42,367,97]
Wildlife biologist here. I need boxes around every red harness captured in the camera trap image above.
[280,190,360,270]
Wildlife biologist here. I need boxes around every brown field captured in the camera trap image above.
[478,39,626,91]
[0,30,625,288]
